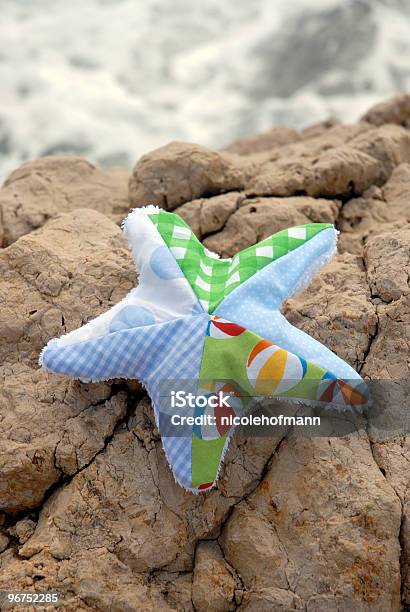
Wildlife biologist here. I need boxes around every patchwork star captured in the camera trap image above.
[40,205,368,492]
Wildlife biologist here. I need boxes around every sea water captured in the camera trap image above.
[0,0,409,180]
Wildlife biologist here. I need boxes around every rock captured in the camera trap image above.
[0,210,133,512]
[192,541,237,612]
[271,122,372,162]
[175,192,243,239]
[0,534,8,553]
[128,141,252,210]
[54,390,128,475]
[402,507,410,608]
[152,572,194,611]
[360,229,409,380]
[383,162,410,214]
[222,127,301,156]
[239,588,303,611]
[128,124,410,212]
[0,94,409,609]
[18,426,274,569]
[9,518,36,544]
[0,367,128,514]
[364,228,410,304]
[360,228,410,607]
[283,252,377,371]
[0,156,130,247]
[217,436,283,500]
[0,549,171,611]
[362,93,410,127]
[220,436,402,610]
[0,208,135,365]
[246,125,410,199]
[301,116,341,139]
[202,196,340,257]
[173,199,202,237]
[338,164,410,254]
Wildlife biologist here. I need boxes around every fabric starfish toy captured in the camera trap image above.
[40,205,368,492]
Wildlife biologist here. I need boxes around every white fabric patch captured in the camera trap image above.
[173,225,192,240]
[196,275,211,291]
[200,260,213,276]
[288,227,307,240]
[170,246,187,259]
[229,255,240,271]
[204,248,220,260]
[226,271,240,286]
[256,245,274,258]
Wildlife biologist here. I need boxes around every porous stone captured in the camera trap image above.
[129,142,251,211]
[0,156,130,247]
[0,94,409,610]
[361,92,410,127]
[192,541,237,612]
[0,210,133,513]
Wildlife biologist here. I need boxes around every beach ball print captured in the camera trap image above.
[317,374,369,407]
[193,383,244,440]
[215,382,244,436]
[206,316,246,339]
[247,339,307,396]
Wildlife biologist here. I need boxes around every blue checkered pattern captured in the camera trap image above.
[41,313,209,489]
[146,314,208,490]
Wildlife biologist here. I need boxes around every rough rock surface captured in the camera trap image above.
[220,435,401,611]
[0,156,130,247]
[222,127,301,156]
[192,541,238,611]
[361,93,410,127]
[202,196,340,257]
[0,210,133,512]
[128,142,254,212]
[0,94,409,611]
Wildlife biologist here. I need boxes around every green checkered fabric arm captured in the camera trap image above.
[148,209,332,313]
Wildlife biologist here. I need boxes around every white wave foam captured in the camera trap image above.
[0,0,409,181]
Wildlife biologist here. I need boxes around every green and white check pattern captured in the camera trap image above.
[149,210,333,313]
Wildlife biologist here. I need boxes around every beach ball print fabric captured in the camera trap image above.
[40,206,368,492]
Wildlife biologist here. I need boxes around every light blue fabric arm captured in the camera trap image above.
[40,314,207,384]
[40,313,209,491]
[40,320,174,383]
[215,228,360,379]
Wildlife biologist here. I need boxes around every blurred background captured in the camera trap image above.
[1,0,409,178]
